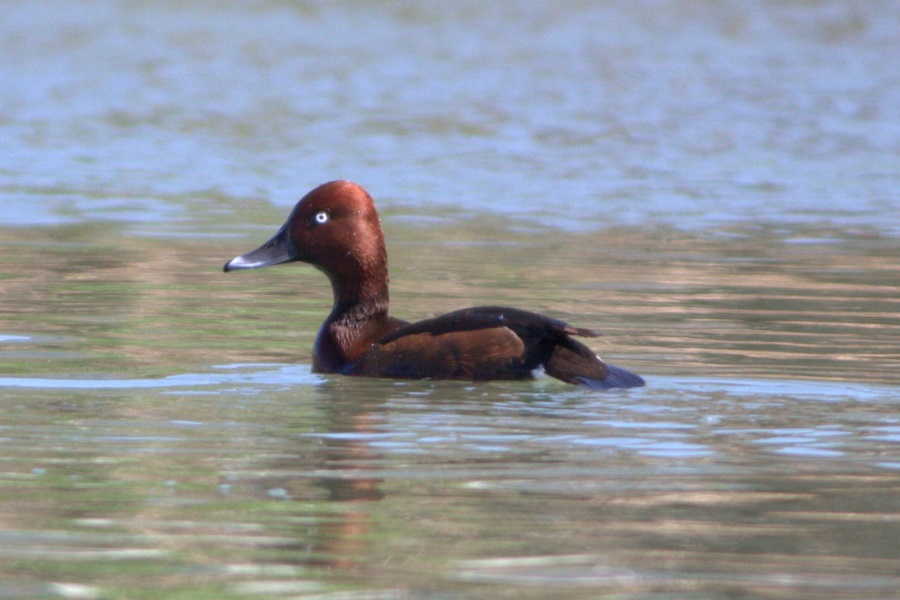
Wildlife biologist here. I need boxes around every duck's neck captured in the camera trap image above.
[313,267,392,373]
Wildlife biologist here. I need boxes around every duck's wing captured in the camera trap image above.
[376,306,600,341]
[347,306,644,389]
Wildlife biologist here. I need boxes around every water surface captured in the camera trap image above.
[1,1,899,598]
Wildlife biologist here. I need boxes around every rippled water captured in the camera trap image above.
[1,1,899,599]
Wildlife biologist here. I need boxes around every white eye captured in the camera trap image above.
[313,211,329,225]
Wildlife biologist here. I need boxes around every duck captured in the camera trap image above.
[223,181,644,390]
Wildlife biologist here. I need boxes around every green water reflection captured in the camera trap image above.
[1,218,898,598]
[2,218,896,384]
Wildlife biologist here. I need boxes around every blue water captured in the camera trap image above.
[2,2,898,232]
[1,1,898,598]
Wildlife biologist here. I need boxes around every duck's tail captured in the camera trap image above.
[544,338,645,390]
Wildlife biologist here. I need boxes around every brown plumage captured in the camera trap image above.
[224,181,644,390]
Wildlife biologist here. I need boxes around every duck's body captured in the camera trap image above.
[224,181,644,390]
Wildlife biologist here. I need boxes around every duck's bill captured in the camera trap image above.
[223,225,298,272]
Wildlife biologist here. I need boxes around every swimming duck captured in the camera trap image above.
[224,181,644,390]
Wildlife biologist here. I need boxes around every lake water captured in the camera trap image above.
[1,1,899,598]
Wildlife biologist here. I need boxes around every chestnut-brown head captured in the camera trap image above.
[224,181,390,307]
